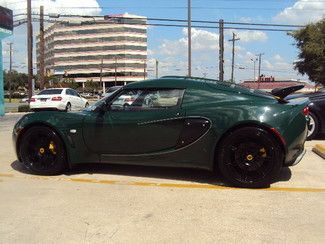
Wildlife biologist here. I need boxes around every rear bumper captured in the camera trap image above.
[30,102,66,111]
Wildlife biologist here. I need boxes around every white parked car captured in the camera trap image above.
[30,88,89,112]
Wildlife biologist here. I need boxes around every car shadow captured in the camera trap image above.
[313,133,325,140]
[11,160,292,188]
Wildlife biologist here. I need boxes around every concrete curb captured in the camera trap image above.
[2,112,30,116]
[312,144,325,159]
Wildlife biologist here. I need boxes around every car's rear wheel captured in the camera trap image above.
[19,126,67,175]
[218,127,283,188]
[307,112,319,140]
[65,102,71,112]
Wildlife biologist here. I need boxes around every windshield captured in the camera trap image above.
[106,86,122,93]
[38,89,63,95]
[84,89,121,112]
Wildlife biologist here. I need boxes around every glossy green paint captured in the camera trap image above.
[13,77,309,170]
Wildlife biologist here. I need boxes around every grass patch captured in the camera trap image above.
[4,98,21,103]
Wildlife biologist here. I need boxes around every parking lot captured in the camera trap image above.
[0,113,324,243]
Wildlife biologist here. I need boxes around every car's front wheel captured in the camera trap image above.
[19,126,67,175]
[218,127,283,188]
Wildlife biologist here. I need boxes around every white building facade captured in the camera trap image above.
[37,13,147,87]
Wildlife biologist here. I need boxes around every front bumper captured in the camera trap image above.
[285,148,306,167]
[291,148,306,166]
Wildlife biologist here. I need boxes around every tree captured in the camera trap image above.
[3,70,28,90]
[289,19,325,85]
[84,80,99,93]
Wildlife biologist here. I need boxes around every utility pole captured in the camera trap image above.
[188,0,192,77]
[8,42,13,103]
[114,57,117,86]
[39,5,45,90]
[228,32,240,83]
[143,60,146,80]
[251,58,258,82]
[257,53,264,82]
[99,58,104,93]
[218,19,224,82]
[27,0,33,101]
[155,59,159,79]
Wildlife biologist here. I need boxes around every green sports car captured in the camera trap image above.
[13,76,309,188]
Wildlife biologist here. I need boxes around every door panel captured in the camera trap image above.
[83,88,186,155]
[83,108,185,155]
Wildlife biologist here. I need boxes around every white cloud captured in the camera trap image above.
[0,0,101,15]
[158,28,220,57]
[274,54,284,62]
[273,0,325,24]
[239,17,253,23]
[226,30,268,42]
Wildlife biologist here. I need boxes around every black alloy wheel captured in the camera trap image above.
[66,103,71,112]
[307,112,319,140]
[218,127,283,188]
[19,126,67,175]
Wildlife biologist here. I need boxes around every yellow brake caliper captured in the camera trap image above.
[49,141,57,155]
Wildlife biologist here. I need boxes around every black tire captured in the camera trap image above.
[307,112,319,140]
[217,127,283,188]
[65,102,71,112]
[19,126,67,175]
[85,102,89,108]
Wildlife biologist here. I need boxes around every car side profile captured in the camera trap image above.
[13,76,309,188]
[29,88,89,112]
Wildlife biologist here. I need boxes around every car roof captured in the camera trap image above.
[125,76,273,99]
[43,88,67,90]
[126,76,225,89]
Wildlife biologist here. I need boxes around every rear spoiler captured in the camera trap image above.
[271,85,305,101]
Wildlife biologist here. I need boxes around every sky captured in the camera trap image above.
[1,0,325,83]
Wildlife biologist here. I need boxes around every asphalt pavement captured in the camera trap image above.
[0,113,324,243]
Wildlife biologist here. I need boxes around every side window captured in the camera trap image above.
[72,90,79,97]
[110,89,184,111]
[110,90,140,110]
[66,89,72,95]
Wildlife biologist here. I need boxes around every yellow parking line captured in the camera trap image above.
[0,172,325,193]
[0,173,14,178]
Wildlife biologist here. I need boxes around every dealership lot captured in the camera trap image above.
[0,114,324,243]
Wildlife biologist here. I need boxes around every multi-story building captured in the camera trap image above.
[37,13,147,89]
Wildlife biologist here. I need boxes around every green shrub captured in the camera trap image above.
[18,105,30,112]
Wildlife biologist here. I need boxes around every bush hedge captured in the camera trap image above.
[18,105,30,112]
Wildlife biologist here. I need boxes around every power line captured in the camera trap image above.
[14,6,325,12]
[14,13,306,28]
[14,17,299,32]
